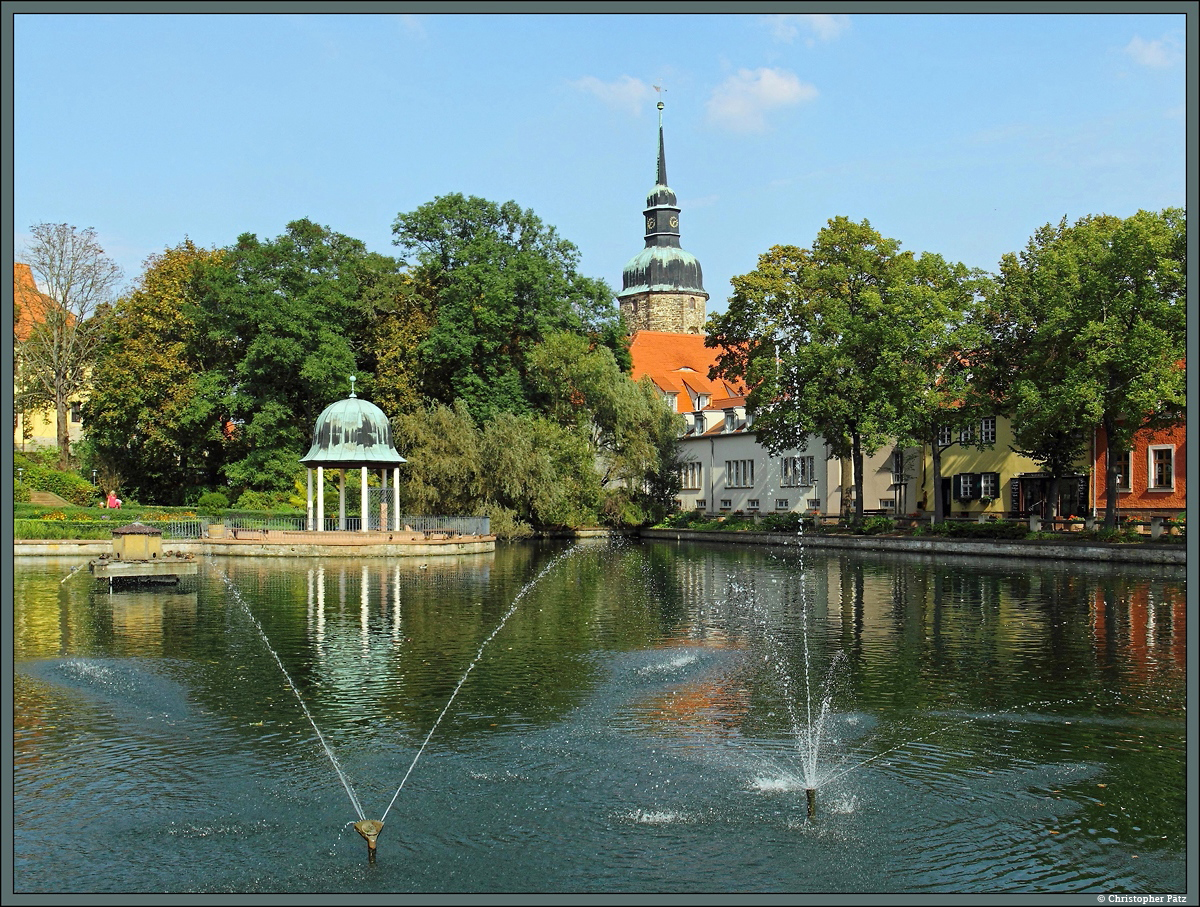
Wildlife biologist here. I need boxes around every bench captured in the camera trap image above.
[422,529,458,540]
[231,528,268,540]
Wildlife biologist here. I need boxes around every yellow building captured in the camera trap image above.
[916,414,1090,520]
[13,262,88,453]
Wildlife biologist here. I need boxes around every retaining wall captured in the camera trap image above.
[638,528,1186,566]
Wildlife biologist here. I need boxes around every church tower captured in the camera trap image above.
[618,101,708,334]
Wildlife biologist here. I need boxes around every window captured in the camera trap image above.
[1113,450,1133,490]
[937,426,953,446]
[780,455,815,487]
[955,472,1000,501]
[747,499,760,511]
[980,417,996,444]
[695,499,706,510]
[775,499,790,510]
[807,498,821,511]
[680,461,702,490]
[1149,446,1175,490]
[954,473,978,499]
[70,402,82,423]
[725,459,755,488]
[879,499,896,511]
[720,499,733,511]
[959,424,975,444]
[980,472,999,499]
[891,449,906,486]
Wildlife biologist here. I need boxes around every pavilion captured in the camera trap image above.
[299,378,406,531]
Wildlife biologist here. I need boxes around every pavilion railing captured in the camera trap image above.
[221,514,491,537]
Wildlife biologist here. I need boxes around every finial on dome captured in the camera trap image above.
[349,375,357,398]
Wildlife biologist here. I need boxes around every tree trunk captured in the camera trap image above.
[931,442,944,520]
[1103,416,1121,530]
[851,432,865,523]
[839,455,854,521]
[56,394,70,470]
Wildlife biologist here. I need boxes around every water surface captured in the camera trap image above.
[13,539,1187,894]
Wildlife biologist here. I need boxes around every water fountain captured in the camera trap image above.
[212,545,584,860]
[13,544,1185,893]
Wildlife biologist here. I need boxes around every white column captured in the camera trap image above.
[306,468,313,531]
[361,466,369,531]
[317,466,325,532]
[339,470,346,530]
[393,467,401,531]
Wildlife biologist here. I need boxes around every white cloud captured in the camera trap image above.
[396,15,427,40]
[573,75,657,115]
[1124,34,1182,68]
[706,68,817,133]
[763,14,850,45]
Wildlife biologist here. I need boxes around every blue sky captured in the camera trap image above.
[11,9,1189,315]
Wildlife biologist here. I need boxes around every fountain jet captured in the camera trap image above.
[354,819,384,859]
[806,787,817,819]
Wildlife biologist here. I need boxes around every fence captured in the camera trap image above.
[221,514,491,537]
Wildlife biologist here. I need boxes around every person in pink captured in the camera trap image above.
[106,491,121,509]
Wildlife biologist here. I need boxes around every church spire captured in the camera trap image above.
[617,98,708,334]
[656,100,668,188]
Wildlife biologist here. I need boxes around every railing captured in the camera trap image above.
[221,514,491,537]
[159,520,207,539]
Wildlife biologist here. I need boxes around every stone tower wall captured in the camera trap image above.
[620,291,708,334]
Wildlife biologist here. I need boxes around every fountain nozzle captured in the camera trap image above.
[354,819,384,857]
[806,787,817,819]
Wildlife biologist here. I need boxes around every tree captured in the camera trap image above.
[896,256,992,519]
[977,209,1186,526]
[526,331,682,524]
[189,219,403,494]
[83,240,225,503]
[17,224,123,468]
[708,218,977,522]
[391,193,623,421]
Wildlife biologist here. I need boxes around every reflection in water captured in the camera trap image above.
[12,544,1186,895]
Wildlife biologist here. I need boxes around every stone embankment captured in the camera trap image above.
[639,528,1186,566]
[14,533,496,558]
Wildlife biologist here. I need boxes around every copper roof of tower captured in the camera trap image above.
[299,379,406,468]
[618,101,706,300]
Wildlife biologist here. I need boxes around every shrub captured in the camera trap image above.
[236,489,289,511]
[930,521,1028,540]
[478,502,533,540]
[14,480,31,503]
[196,491,230,516]
[859,515,896,535]
[758,512,812,533]
[17,464,99,506]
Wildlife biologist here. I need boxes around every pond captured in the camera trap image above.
[12,539,1188,895]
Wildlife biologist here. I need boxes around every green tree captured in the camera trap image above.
[83,240,224,503]
[390,399,484,517]
[190,219,403,495]
[526,331,682,524]
[897,256,992,519]
[977,209,1185,526]
[391,193,622,421]
[708,218,976,522]
[18,223,123,469]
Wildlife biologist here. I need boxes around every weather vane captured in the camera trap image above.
[653,82,666,112]
[349,375,357,398]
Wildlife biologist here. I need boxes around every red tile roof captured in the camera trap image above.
[629,331,744,413]
[13,263,59,342]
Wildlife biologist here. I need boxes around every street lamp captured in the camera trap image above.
[92,469,98,485]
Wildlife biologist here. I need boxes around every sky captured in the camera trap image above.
[9,8,1191,317]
